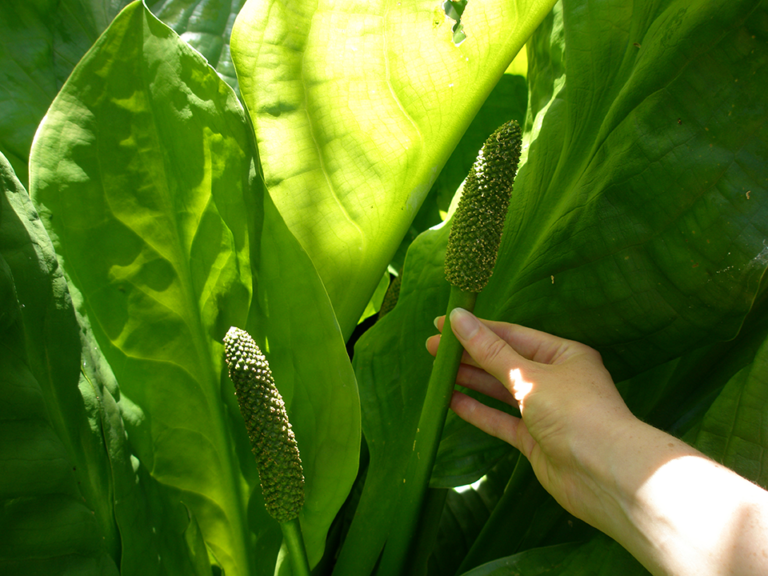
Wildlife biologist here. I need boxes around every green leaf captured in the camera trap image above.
[0,0,243,189]
[149,0,247,90]
[457,536,645,576]
[334,221,451,576]
[481,0,768,380]
[251,194,361,574]
[0,0,132,187]
[29,3,259,573]
[230,0,558,337]
[28,3,359,574]
[2,148,213,575]
[0,153,119,575]
[695,314,768,488]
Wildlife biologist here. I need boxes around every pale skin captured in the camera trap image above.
[427,307,768,576]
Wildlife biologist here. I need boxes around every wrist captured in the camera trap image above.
[567,413,649,536]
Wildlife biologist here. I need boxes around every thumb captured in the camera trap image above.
[449,308,533,396]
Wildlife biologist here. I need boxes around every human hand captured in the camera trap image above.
[429,308,768,576]
[426,308,637,527]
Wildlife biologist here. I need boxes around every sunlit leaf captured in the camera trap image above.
[231,0,558,337]
[29,3,360,574]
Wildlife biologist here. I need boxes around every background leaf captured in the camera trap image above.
[0,0,131,186]
[481,0,768,380]
[2,142,214,576]
[150,0,247,90]
[0,153,120,575]
[231,0,558,337]
[0,0,243,188]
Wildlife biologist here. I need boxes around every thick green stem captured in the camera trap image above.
[281,518,311,576]
[377,286,477,576]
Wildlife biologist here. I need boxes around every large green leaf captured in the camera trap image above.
[29,3,359,574]
[248,193,361,575]
[230,0,558,337]
[0,153,119,575]
[2,149,213,576]
[30,6,257,569]
[482,0,768,379]
[695,314,768,488]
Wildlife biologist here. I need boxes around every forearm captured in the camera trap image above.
[582,418,768,576]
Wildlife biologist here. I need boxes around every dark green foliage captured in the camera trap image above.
[223,327,304,523]
[444,120,523,293]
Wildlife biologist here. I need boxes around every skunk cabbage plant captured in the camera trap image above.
[1,0,767,575]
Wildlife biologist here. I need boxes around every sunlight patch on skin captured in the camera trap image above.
[635,455,766,573]
[509,368,533,405]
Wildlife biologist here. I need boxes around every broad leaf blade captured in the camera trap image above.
[231,0,558,337]
[696,319,768,488]
[28,3,360,574]
[250,194,361,573]
[2,148,212,575]
[482,0,768,380]
[30,4,257,573]
[0,0,244,188]
[0,153,119,576]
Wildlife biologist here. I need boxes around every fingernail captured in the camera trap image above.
[433,316,440,329]
[450,308,479,339]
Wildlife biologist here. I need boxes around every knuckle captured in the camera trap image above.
[481,336,509,366]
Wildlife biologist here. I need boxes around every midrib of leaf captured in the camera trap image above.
[89,7,251,572]
[140,30,250,572]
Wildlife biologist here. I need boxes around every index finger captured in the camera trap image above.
[434,313,573,365]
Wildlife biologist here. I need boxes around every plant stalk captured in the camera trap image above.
[281,518,311,576]
[377,286,477,576]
